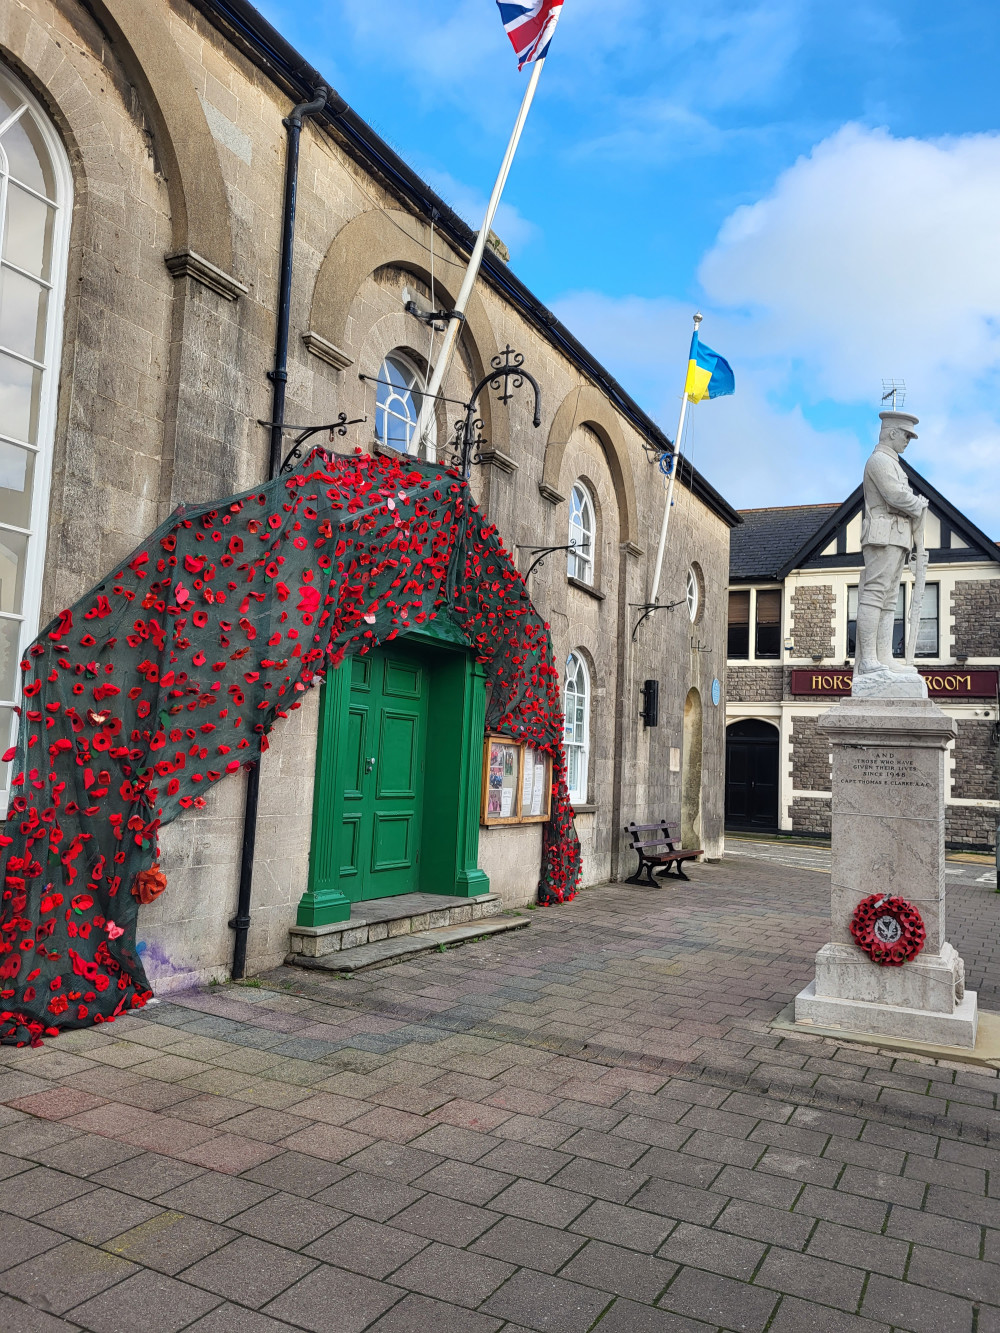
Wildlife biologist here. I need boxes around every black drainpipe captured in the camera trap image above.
[230,82,330,980]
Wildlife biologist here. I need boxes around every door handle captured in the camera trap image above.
[364,756,376,775]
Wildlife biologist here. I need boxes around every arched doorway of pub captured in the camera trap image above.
[725,719,779,831]
[298,616,490,926]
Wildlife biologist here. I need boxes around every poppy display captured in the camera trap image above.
[0,449,580,1046]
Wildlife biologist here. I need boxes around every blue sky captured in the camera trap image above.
[255,0,1000,536]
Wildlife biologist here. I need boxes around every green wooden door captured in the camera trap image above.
[340,648,428,900]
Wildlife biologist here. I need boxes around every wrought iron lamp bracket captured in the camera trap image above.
[516,543,585,579]
[631,598,686,642]
[257,412,368,475]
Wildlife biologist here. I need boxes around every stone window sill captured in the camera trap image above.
[567,577,605,601]
[571,802,597,814]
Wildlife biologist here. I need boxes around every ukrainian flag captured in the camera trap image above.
[684,332,735,404]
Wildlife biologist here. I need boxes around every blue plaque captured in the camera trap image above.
[711,678,721,707]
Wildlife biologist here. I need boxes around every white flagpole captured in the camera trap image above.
[414,55,548,453]
[648,312,702,608]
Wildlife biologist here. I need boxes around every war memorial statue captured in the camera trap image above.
[793,409,978,1048]
[853,410,929,697]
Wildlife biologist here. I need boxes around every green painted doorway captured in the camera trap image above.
[341,648,427,900]
[298,623,491,927]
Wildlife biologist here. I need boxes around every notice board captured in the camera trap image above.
[481,734,553,826]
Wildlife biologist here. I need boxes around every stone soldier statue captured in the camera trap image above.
[853,410,928,695]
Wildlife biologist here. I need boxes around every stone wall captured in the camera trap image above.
[952,581,1000,658]
[791,716,831,793]
[790,585,835,658]
[945,807,997,850]
[728,665,784,704]
[951,721,999,802]
[791,796,831,835]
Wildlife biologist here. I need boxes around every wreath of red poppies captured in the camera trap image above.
[850,894,925,967]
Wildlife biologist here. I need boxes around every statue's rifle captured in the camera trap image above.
[905,510,928,665]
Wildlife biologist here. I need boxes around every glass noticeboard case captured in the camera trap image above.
[481,734,553,826]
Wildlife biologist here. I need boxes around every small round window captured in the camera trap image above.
[686,567,700,622]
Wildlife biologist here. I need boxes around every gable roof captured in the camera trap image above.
[770,460,1000,579]
[190,0,741,530]
[730,504,840,581]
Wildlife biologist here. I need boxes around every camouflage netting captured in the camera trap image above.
[0,450,580,1045]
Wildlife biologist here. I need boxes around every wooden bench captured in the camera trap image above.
[624,821,702,885]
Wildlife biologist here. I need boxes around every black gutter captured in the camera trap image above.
[190,0,741,531]
[230,82,328,982]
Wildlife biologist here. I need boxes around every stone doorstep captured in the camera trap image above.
[285,914,529,973]
[288,892,503,958]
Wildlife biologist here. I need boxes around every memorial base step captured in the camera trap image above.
[793,979,979,1049]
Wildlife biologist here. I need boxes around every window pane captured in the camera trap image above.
[3,184,54,280]
[0,704,13,792]
[0,527,28,612]
[1,112,55,198]
[847,586,858,656]
[892,585,905,657]
[0,616,19,699]
[755,590,781,658]
[0,440,34,527]
[0,265,48,361]
[0,80,21,123]
[728,591,750,658]
[0,350,41,444]
[915,583,939,657]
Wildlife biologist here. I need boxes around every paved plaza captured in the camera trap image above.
[0,846,998,1332]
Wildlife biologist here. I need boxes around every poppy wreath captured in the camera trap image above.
[849,894,926,967]
[0,449,581,1046]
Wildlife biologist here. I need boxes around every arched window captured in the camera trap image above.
[686,566,700,622]
[0,65,71,803]
[567,482,595,584]
[563,652,590,803]
[375,352,430,455]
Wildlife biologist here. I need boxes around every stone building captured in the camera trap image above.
[0,0,738,989]
[726,464,1000,849]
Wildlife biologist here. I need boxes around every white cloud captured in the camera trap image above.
[554,123,1000,537]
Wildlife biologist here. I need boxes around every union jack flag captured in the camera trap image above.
[496,0,565,70]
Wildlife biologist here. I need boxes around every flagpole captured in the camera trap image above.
[648,311,702,609]
[414,55,547,453]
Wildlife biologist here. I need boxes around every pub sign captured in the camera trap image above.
[791,668,998,698]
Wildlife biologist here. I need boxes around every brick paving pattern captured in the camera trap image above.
[0,850,997,1331]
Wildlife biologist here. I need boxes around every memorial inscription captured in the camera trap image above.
[842,749,931,791]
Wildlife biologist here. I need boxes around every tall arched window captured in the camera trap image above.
[567,482,595,585]
[0,65,71,803]
[375,352,431,455]
[563,652,590,804]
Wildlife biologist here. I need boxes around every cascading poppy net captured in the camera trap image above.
[0,450,580,1045]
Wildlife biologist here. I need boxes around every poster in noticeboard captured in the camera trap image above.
[481,735,552,826]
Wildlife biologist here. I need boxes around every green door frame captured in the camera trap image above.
[297,621,490,926]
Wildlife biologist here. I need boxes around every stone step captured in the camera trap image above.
[288,892,503,961]
[285,914,529,974]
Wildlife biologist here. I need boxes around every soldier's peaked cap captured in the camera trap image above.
[878,410,918,439]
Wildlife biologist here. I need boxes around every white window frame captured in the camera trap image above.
[567,482,595,585]
[686,566,700,622]
[563,651,590,804]
[0,64,72,807]
[375,350,433,457]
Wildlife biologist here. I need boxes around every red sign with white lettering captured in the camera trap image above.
[790,668,998,697]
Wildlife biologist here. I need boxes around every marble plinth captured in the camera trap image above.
[792,696,978,1048]
[796,981,979,1047]
[851,669,928,700]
